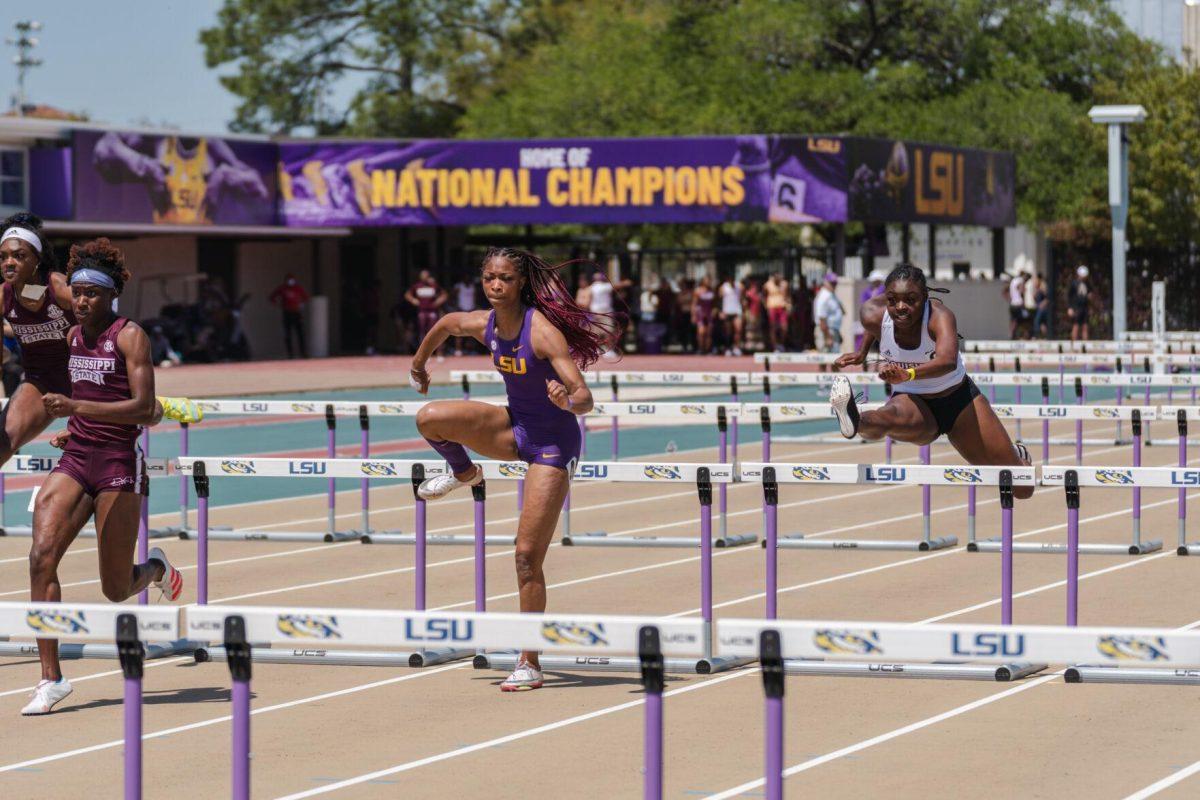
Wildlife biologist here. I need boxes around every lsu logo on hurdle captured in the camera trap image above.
[1097,635,1169,662]
[290,402,317,413]
[864,466,906,482]
[943,468,983,484]
[951,632,1025,657]
[680,404,706,415]
[289,461,327,475]
[25,609,89,636]
[541,621,609,647]
[575,464,609,479]
[499,462,528,478]
[15,455,55,473]
[277,615,342,639]
[1095,469,1134,485]
[778,405,808,417]
[792,466,830,481]
[814,629,882,655]
[1171,471,1200,485]
[220,460,257,475]
[242,402,269,412]
[643,465,683,480]
[1091,407,1120,419]
[377,404,406,414]
[197,401,219,413]
[361,462,399,477]
[497,356,527,375]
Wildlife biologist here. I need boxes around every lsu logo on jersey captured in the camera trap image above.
[541,621,609,647]
[1091,407,1120,419]
[497,356,527,375]
[943,468,983,484]
[1095,469,1134,485]
[26,609,89,636]
[814,629,882,656]
[643,465,683,480]
[791,466,830,481]
[499,462,528,478]
[277,615,342,640]
[1097,635,1169,662]
[220,460,257,475]
[361,462,398,477]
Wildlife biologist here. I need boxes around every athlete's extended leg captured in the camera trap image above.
[93,490,166,602]
[0,382,54,461]
[416,400,518,498]
[507,462,569,683]
[947,394,1035,500]
[28,472,93,685]
[832,375,937,445]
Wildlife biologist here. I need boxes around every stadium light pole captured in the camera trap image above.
[1088,104,1146,339]
[6,20,42,115]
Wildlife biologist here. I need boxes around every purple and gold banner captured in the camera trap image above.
[277,135,848,226]
[72,131,277,225]
[846,137,1016,228]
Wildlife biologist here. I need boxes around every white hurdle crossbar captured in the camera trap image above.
[190,606,704,799]
[729,618,1200,799]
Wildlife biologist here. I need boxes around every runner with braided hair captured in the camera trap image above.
[831,263,1032,499]
[408,247,627,690]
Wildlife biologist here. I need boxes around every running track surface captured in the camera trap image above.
[0,359,1196,799]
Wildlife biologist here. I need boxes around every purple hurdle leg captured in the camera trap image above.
[1066,472,1080,625]
[730,377,740,462]
[359,406,370,533]
[178,422,189,530]
[517,479,524,513]
[138,427,150,605]
[760,630,785,800]
[413,467,428,610]
[611,377,619,461]
[326,410,337,537]
[718,417,728,540]
[921,445,932,545]
[194,462,210,605]
[1001,493,1013,624]
[1015,385,1023,442]
[116,614,143,800]
[474,482,486,612]
[225,616,252,800]
[1180,414,1189,553]
[967,485,977,548]
[885,436,893,464]
[764,469,779,619]
[639,627,665,800]
[1075,383,1083,465]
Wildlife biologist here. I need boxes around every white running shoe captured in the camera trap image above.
[830,375,860,439]
[500,659,544,692]
[21,677,72,715]
[148,547,184,602]
[418,465,483,500]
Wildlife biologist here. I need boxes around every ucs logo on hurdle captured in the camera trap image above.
[542,621,609,647]
[26,609,89,636]
[1097,635,1169,662]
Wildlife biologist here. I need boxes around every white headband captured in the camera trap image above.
[1,227,42,254]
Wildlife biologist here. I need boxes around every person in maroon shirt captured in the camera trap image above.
[269,273,310,358]
[0,212,74,463]
[23,239,185,716]
[405,269,448,346]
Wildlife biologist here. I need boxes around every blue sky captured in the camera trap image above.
[0,1,349,134]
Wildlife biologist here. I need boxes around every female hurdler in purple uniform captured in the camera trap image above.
[409,248,625,692]
[22,239,185,715]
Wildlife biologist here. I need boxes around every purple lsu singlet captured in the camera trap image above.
[486,307,581,471]
[51,317,142,496]
[2,282,74,395]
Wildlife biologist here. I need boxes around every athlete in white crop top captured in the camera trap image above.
[829,264,1032,499]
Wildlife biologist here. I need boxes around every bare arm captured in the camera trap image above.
[408,310,490,393]
[531,312,593,414]
[47,323,158,425]
[48,272,72,310]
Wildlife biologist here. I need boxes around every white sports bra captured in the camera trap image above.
[879,301,966,395]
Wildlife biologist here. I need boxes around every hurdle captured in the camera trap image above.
[724,619,1200,798]
[190,606,704,800]
[1046,466,1199,682]
[479,462,751,674]
[745,452,963,552]
[0,602,180,799]
[561,403,755,548]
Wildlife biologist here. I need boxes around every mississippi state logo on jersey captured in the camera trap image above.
[47,303,63,319]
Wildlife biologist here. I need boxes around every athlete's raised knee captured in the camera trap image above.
[415,403,445,437]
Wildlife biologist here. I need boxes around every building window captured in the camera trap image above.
[0,149,27,211]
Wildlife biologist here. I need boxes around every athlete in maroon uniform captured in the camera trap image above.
[23,239,184,716]
[405,270,448,343]
[0,213,75,463]
[409,248,626,691]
